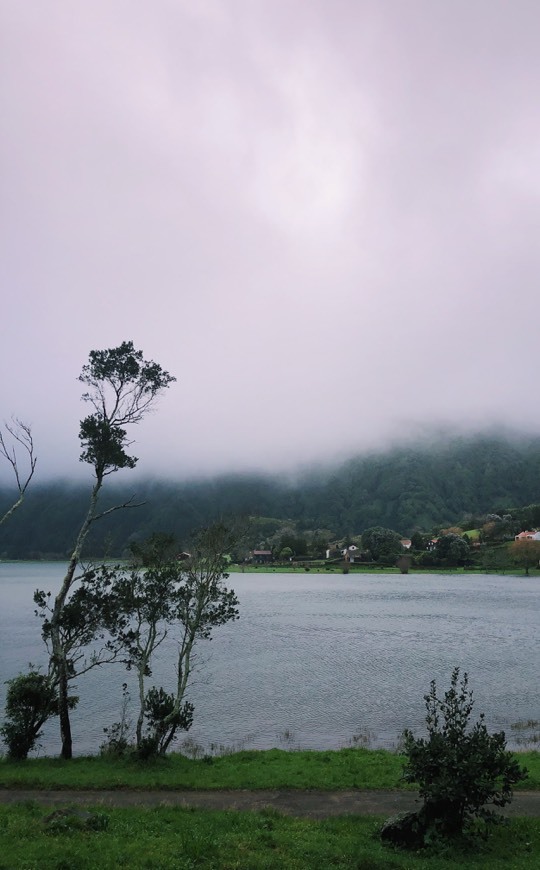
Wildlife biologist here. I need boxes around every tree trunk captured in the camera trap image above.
[136,662,146,747]
[58,664,72,759]
[49,478,102,758]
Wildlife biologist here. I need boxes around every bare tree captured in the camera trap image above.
[0,418,37,526]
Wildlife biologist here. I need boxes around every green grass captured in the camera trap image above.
[1,801,539,869]
[1,748,538,791]
[228,563,538,575]
[0,748,404,790]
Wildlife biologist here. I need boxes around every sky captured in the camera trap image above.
[1,0,540,482]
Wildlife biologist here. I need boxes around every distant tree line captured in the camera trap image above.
[3,434,540,559]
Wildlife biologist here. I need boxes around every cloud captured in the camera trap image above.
[1,1,539,481]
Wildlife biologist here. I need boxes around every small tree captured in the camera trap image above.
[85,555,179,749]
[434,534,471,566]
[481,547,510,574]
[158,523,239,754]
[398,669,527,842]
[0,419,37,526]
[361,527,403,563]
[85,524,239,756]
[1,670,66,760]
[34,576,126,718]
[510,539,540,575]
[410,531,428,551]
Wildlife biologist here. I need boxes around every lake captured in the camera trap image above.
[1,563,538,756]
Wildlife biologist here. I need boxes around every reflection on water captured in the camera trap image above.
[1,563,538,756]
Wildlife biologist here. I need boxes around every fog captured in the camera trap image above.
[1,1,539,481]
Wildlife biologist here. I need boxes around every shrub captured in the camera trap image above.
[399,668,527,841]
[100,683,132,758]
[1,670,60,760]
[136,687,194,759]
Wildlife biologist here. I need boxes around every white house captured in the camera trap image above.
[515,530,540,541]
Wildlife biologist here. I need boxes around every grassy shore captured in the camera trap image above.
[2,802,540,869]
[2,750,539,868]
[1,747,539,791]
[228,563,539,575]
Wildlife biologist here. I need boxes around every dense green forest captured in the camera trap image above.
[1,433,540,559]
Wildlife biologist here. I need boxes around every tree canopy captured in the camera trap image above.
[361,527,403,562]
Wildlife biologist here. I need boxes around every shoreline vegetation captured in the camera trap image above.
[2,750,540,869]
[1,559,539,576]
[1,747,539,791]
[229,563,540,575]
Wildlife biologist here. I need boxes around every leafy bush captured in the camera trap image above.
[400,668,527,840]
[141,687,194,757]
[43,809,109,834]
[1,670,60,760]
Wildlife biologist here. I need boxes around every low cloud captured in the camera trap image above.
[1,1,539,480]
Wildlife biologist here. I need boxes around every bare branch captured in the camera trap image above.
[0,418,37,526]
[92,497,146,523]
[73,649,125,677]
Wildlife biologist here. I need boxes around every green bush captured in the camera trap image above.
[401,668,527,840]
[1,670,60,760]
[137,687,194,758]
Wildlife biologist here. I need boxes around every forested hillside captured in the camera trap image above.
[1,433,540,559]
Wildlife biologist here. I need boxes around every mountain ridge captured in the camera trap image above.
[1,432,539,559]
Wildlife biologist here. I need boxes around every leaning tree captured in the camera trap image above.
[45,341,175,759]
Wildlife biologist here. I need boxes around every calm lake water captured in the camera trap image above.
[1,563,538,756]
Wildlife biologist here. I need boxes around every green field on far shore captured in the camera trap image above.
[228,563,538,575]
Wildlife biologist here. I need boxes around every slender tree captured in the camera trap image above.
[159,523,239,754]
[47,341,175,759]
[84,554,178,749]
[84,524,239,756]
[0,418,37,526]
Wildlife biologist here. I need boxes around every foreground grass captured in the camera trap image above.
[1,748,538,791]
[1,802,539,870]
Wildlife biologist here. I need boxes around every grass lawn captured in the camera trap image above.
[1,801,540,870]
[1,748,538,792]
[228,563,537,575]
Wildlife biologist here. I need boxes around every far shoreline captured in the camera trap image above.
[1,559,538,577]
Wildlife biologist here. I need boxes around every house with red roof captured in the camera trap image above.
[514,530,540,541]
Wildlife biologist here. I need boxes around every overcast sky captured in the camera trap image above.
[1,1,539,482]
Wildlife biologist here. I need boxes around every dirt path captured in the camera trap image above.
[1,789,540,819]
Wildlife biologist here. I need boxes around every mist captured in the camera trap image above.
[2,1,539,482]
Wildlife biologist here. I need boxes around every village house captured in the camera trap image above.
[251,549,273,564]
[341,545,361,563]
